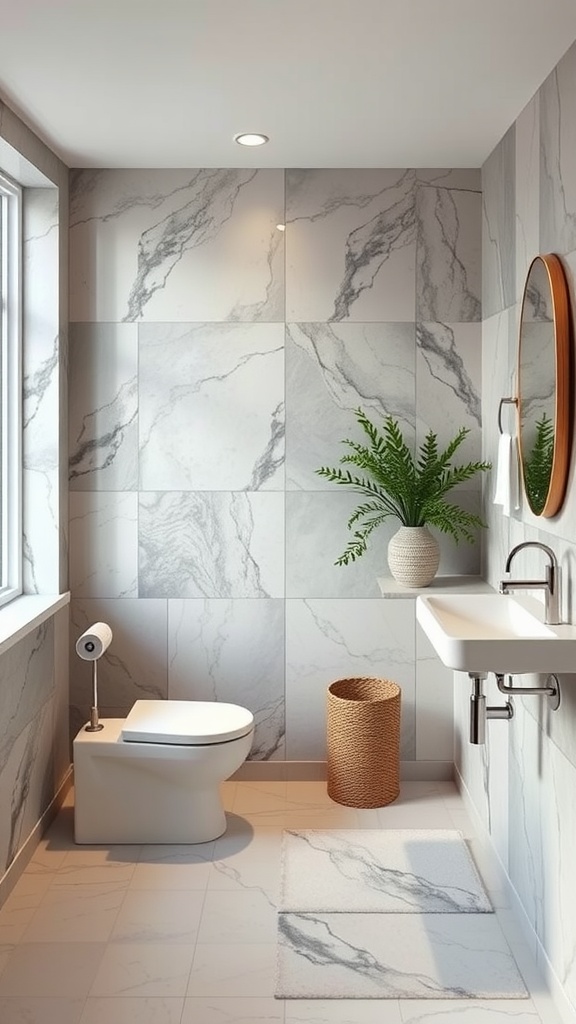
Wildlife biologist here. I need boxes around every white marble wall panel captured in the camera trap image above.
[52,605,71,791]
[417,169,482,191]
[416,321,482,463]
[69,169,285,323]
[168,599,285,761]
[285,599,416,761]
[415,626,454,761]
[286,169,416,322]
[139,492,284,598]
[482,309,518,585]
[285,491,391,599]
[540,43,576,256]
[516,94,540,298]
[23,188,61,593]
[0,702,54,873]
[69,492,138,598]
[416,184,481,321]
[482,127,516,318]
[70,598,168,718]
[139,322,284,490]
[0,621,55,872]
[69,323,138,491]
[454,671,510,870]
[509,707,576,1009]
[286,321,415,490]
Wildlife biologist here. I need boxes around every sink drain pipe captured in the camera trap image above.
[469,672,561,744]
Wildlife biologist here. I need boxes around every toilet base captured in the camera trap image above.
[73,718,247,845]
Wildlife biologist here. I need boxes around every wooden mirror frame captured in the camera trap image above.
[517,253,572,517]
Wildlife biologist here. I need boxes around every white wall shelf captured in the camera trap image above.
[377,576,495,599]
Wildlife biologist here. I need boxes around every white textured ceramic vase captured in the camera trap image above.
[387,526,440,588]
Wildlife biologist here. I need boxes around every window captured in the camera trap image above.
[0,172,22,606]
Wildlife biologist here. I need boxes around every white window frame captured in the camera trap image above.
[0,171,22,607]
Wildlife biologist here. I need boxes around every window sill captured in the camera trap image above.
[0,592,70,656]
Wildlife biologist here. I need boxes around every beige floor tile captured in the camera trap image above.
[398,1000,542,1023]
[0,942,106,998]
[110,889,205,944]
[209,829,282,892]
[90,943,195,997]
[0,996,85,1024]
[181,996,284,1023]
[285,999,402,1022]
[197,888,277,943]
[187,943,276,997]
[130,846,213,891]
[80,995,184,1023]
[0,900,37,944]
[232,781,288,813]
[21,883,127,943]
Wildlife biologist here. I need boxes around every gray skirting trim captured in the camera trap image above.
[232,760,454,782]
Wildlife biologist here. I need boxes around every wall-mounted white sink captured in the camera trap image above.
[416,592,576,674]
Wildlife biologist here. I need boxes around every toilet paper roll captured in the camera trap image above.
[75,622,113,661]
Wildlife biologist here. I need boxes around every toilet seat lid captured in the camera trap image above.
[121,700,254,745]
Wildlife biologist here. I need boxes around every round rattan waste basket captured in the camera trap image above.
[327,677,401,808]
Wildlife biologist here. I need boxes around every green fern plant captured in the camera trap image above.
[523,412,554,515]
[316,409,492,566]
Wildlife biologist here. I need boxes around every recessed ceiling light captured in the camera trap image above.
[234,133,269,147]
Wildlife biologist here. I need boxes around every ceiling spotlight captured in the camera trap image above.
[234,132,269,147]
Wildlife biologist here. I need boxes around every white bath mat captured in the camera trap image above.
[279,829,492,913]
[276,912,528,999]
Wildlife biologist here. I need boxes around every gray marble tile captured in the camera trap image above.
[69,323,138,491]
[286,321,415,491]
[139,492,284,598]
[0,701,55,875]
[416,183,481,321]
[70,598,168,714]
[286,169,416,322]
[139,322,284,490]
[482,126,516,318]
[69,492,138,598]
[516,94,540,299]
[285,599,415,761]
[540,41,576,255]
[415,627,454,762]
[286,491,391,599]
[69,168,285,323]
[0,622,54,779]
[417,169,482,191]
[416,321,482,464]
[168,599,285,760]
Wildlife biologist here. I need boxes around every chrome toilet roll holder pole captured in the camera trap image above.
[76,623,113,733]
[85,644,104,732]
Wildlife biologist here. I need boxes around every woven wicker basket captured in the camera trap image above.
[327,676,401,808]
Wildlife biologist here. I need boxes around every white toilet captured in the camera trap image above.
[73,699,254,844]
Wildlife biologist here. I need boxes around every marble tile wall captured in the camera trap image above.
[0,109,70,886]
[457,35,576,1020]
[68,165,482,767]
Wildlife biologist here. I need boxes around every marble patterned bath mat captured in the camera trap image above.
[276,911,528,999]
[279,829,492,913]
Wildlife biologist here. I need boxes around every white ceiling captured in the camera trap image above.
[1,0,576,169]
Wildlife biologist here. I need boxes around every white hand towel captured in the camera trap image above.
[493,433,520,516]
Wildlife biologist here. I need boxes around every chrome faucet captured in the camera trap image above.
[499,541,561,625]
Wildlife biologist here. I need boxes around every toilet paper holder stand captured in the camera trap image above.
[85,652,103,732]
[75,623,113,733]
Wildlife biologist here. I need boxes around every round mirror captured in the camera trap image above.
[517,254,571,517]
